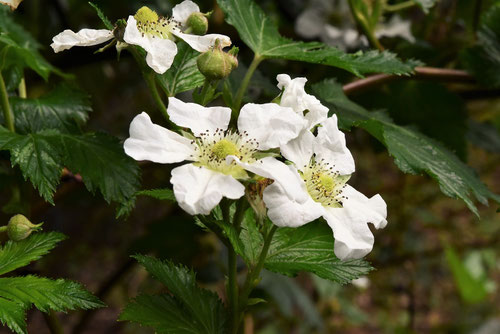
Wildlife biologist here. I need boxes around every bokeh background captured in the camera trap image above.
[0,0,499,333]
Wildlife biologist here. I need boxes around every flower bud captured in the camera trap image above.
[197,42,238,80]
[7,214,43,241]
[186,12,208,35]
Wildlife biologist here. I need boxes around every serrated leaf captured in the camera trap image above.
[264,222,373,284]
[156,42,205,96]
[216,0,418,76]
[0,232,66,276]
[88,2,114,30]
[0,7,59,80]
[0,298,26,334]
[119,294,203,334]
[8,85,91,134]
[136,188,176,202]
[312,79,500,216]
[132,255,227,333]
[414,0,438,13]
[0,276,104,312]
[461,4,500,88]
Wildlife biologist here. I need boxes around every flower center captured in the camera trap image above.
[134,6,178,39]
[301,159,350,208]
[192,129,258,178]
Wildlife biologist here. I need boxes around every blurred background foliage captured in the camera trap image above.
[0,0,499,333]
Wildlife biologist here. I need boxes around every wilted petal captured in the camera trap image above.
[323,185,387,260]
[280,130,314,169]
[170,164,245,215]
[238,103,306,150]
[172,0,200,27]
[276,74,328,129]
[172,30,231,52]
[50,29,113,53]
[314,115,355,175]
[263,181,324,227]
[1,0,23,10]
[124,112,195,163]
[167,97,231,136]
[376,15,415,43]
[124,16,177,74]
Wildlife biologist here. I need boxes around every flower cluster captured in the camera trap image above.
[50,0,231,74]
[124,73,387,260]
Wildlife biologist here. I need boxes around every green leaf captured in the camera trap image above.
[0,232,65,276]
[156,41,205,96]
[0,7,60,80]
[120,294,204,334]
[216,0,419,76]
[312,79,500,216]
[0,276,104,312]
[444,244,489,303]
[264,222,373,284]
[136,188,176,202]
[0,298,26,334]
[132,255,228,333]
[8,85,91,134]
[461,3,500,88]
[88,2,114,30]
[414,0,438,13]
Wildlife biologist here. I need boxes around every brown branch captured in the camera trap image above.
[343,67,476,96]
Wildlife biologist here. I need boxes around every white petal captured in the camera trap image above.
[124,112,195,163]
[172,0,200,27]
[263,182,324,227]
[167,97,231,136]
[124,16,177,74]
[314,115,355,175]
[375,15,415,43]
[276,74,328,129]
[1,0,23,10]
[238,103,306,150]
[50,29,113,53]
[172,30,231,52]
[280,130,314,169]
[323,185,387,260]
[170,164,245,215]
[229,157,309,204]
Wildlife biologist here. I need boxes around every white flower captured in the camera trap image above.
[50,0,231,74]
[261,116,387,260]
[124,98,306,215]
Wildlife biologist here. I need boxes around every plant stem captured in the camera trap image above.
[144,72,169,121]
[228,246,239,334]
[0,72,15,132]
[43,310,64,334]
[0,226,7,233]
[237,225,278,327]
[347,0,384,51]
[233,55,263,114]
[385,0,417,12]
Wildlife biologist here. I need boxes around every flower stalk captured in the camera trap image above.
[233,55,263,115]
[0,71,15,132]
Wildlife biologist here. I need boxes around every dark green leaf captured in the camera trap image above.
[156,42,205,96]
[216,0,419,76]
[0,298,26,334]
[264,222,373,284]
[88,2,114,30]
[119,294,203,334]
[133,255,227,333]
[0,232,66,276]
[136,188,176,202]
[9,85,91,134]
[0,276,104,312]
[312,79,500,216]
[461,4,500,88]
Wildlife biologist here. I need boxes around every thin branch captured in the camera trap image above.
[343,67,476,95]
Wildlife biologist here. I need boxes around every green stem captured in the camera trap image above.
[0,226,7,233]
[42,310,64,334]
[0,72,15,132]
[228,246,239,334]
[347,0,384,51]
[384,0,417,12]
[233,55,263,114]
[144,73,169,121]
[237,225,278,326]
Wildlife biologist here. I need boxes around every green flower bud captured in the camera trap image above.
[7,214,43,241]
[197,42,238,80]
[186,12,208,35]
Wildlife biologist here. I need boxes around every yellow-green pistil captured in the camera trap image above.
[302,159,349,208]
[211,139,239,159]
[134,6,177,39]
